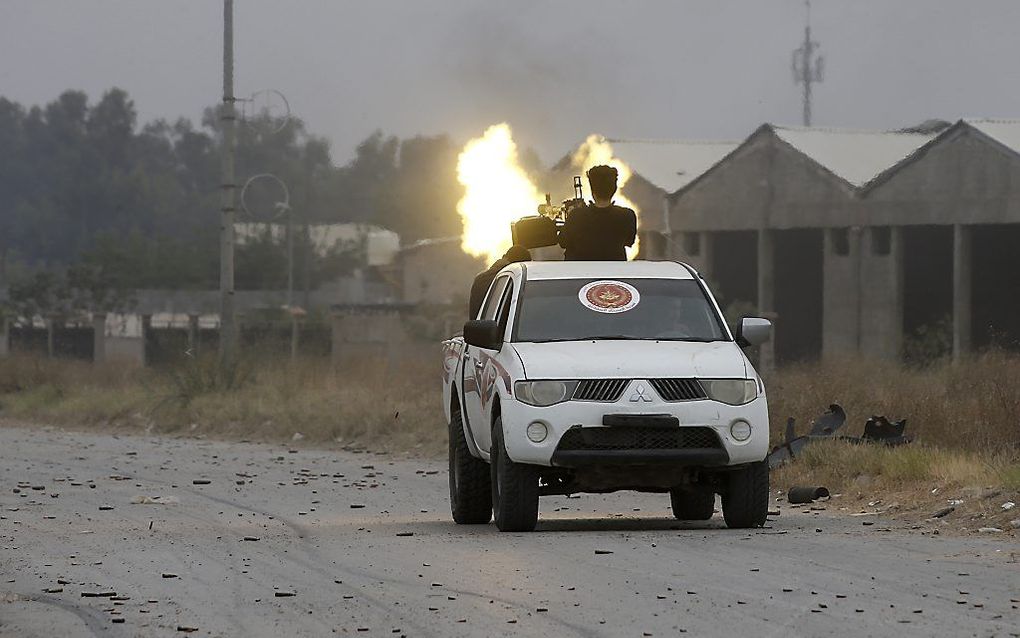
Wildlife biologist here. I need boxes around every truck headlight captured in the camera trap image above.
[701,379,758,406]
[515,380,579,407]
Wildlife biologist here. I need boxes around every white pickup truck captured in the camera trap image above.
[441,261,773,532]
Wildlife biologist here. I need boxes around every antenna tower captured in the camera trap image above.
[791,0,824,126]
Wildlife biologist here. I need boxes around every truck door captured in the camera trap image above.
[463,274,513,455]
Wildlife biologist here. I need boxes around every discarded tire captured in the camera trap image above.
[787,486,830,504]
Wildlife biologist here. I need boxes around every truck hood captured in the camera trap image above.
[510,340,748,380]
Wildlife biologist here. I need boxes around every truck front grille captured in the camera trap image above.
[555,426,722,452]
[572,379,629,402]
[650,378,707,401]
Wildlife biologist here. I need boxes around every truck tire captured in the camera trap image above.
[669,489,715,521]
[721,460,769,529]
[448,404,492,524]
[491,416,539,532]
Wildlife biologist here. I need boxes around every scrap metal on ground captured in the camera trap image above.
[767,404,913,469]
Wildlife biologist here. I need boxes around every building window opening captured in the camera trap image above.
[871,226,891,256]
[832,228,850,256]
[683,233,701,257]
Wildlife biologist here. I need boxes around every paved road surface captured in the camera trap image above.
[1,425,1017,637]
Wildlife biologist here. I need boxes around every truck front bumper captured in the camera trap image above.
[550,447,730,468]
[500,389,769,468]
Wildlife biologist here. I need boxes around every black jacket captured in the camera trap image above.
[558,203,637,261]
[468,258,510,319]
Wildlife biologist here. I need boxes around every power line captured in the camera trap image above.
[791,0,824,127]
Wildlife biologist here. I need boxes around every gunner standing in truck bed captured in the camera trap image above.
[557,164,637,261]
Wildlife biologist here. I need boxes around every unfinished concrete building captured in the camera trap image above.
[665,119,1020,365]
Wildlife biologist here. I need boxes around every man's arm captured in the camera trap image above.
[623,207,637,247]
[557,215,575,251]
[468,259,508,319]
[468,275,487,319]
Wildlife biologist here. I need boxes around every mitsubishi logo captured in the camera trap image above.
[630,384,652,403]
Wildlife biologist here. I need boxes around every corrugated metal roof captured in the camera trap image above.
[605,139,740,193]
[770,125,937,187]
[964,119,1020,155]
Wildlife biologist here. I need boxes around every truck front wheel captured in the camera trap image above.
[491,416,539,532]
[721,461,769,529]
[669,488,715,521]
[448,405,492,524]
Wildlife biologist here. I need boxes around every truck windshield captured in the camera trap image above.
[513,278,728,343]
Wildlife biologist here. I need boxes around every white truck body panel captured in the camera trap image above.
[442,261,769,473]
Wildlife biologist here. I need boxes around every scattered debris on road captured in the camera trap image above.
[131,495,180,505]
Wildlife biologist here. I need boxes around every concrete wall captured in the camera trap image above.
[666,124,1020,362]
[401,242,484,306]
[331,308,410,367]
[669,231,714,277]
[865,127,1020,226]
[668,129,858,233]
[104,337,145,366]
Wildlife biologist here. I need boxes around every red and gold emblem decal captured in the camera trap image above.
[578,280,641,314]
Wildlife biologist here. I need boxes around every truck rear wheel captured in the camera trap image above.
[669,488,715,521]
[491,416,539,532]
[448,404,492,524]
[721,461,769,529]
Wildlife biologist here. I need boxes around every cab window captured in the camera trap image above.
[481,275,510,321]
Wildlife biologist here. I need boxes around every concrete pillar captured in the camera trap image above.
[92,313,107,364]
[822,227,862,359]
[953,224,972,359]
[0,317,9,358]
[757,229,776,371]
[187,314,200,357]
[859,227,904,359]
[699,232,715,281]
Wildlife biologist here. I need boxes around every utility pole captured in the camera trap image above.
[219,0,238,365]
[285,204,299,360]
[791,0,824,127]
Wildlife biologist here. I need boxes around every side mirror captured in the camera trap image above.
[463,319,503,350]
[736,317,772,348]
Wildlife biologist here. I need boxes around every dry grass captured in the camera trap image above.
[0,348,446,455]
[0,350,1018,502]
[765,353,1020,530]
[766,352,1020,453]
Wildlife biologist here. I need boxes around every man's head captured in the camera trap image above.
[504,245,531,263]
[587,165,618,204]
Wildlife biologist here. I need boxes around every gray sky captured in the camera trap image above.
[3,1,1020,165]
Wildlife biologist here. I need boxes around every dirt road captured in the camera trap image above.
[1,425,1016,637]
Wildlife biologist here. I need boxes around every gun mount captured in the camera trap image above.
[511,176,586,250]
